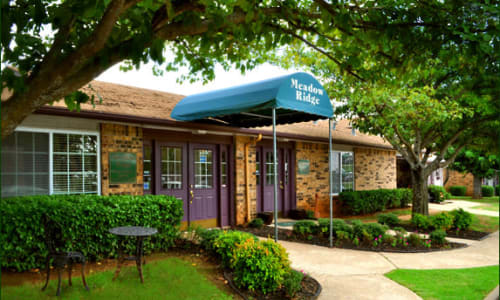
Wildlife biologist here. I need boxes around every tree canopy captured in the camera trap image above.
[269,0,500,215]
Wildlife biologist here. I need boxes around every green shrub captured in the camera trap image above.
[377,213,400,227]
[428,185,448,203]
[336,230,351,240]
[248,218,264,228]
[305,210,316,219]
[0,195,183,271]
[292,220,317,237]
[213,231,257,267]
[351,220,387,242]
[408,233,422,247]
[231,239,290,294]
[450,208,473,231]
[430,212,454,230]
[482,185,494,197]
[283,270,304,297]
[195,228,222,254]
[496,186,499,196]
[429,229,447,245]
[339,188,412,215]
[411,213,431,230]
[364,223,388,238]
[449,185,467,196]
[317,218,352,237]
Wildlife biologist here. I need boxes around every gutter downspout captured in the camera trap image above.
[245,134,263,223]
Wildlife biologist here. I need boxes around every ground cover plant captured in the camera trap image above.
[428,185,450,203]
[1,257,233,300]
[385,266,500,300]
[0,195,183,271]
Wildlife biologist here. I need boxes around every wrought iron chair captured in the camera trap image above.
[41,214,89,296]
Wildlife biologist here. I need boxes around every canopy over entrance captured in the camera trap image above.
[171,72,335,246]
[171,72,333,127]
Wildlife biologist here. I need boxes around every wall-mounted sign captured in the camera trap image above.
[298,159,310,175]
[110,152,137,184]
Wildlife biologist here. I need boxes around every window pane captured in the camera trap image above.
[69,154,83,172]
[143,145,152,191]
[341,152,354,192]
[194,149,213,188]
[68,135,83,153]
[53,174,68,193]
[53,134,67,152]
[83,136,97,153]
[1,175,16,197]
[161,147,182,189]
[17,132,33,152]
[331,152,341,194]
[53,154,68,172]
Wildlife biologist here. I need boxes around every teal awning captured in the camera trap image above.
[171,72,333,127]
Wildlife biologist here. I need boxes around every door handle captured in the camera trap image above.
[280,180,284,189]
[190,190,194,204]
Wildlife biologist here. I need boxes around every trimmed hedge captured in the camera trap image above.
[1,195,183,271]
[496,186,500,196]
[428,185,449,203]
[482,185,494,197]
[449,185,467,196]
[339,188,412,215]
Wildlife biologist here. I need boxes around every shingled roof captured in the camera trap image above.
[42,81,391,149]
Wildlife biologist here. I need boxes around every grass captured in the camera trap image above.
[343,208,412,222]
[449,196,499,204]
[385,265,499,300]
[1,257,233,300]
[469,214,499,233]
[472,202,499,212]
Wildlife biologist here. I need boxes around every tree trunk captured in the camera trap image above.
[411,168,429,216]
[473,175,482,199]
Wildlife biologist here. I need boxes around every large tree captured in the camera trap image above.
[268,0,500,215]
[1,0,303,138]
[448,148,500,199]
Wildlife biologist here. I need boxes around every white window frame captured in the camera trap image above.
[15,126,101,195]
[331,150,355,196]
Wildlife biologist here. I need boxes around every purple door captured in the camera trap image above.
[156,142,188,221]
[256,148,262,213]
[219,145,230,226]
[262,148,284,212]
[188,144,218,222]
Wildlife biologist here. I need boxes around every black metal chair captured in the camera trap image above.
[41,215,89,296]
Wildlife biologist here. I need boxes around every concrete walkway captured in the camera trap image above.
[429,200,499,217]
[279,231,499,300]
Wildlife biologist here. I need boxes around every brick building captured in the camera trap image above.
[1,81,396,227]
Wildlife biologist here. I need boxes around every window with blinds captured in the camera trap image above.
[1,132,50,197]
[52,133,98,194]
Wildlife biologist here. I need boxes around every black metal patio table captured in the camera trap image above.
[109,226,158,283]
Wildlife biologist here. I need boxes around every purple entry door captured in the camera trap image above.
[156,142,188,222]
[219,145,230,226]
[188,144,218,222]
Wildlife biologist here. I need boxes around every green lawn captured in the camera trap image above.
[450,196,499,203]
[1,257,233,300]
[470,214,499,233]
[385,266,499,300]
[472,202,499,212]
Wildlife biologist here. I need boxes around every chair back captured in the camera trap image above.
[41,214,66,255]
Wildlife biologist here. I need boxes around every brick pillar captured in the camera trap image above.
[234,136,257,225]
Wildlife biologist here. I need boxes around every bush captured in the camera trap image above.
[450,209,473,231]
[429,230,447,245]
[431,212,454,230]
[428,185,448,203]
[292,220,317,237]
[377,213,400,227]
[231,239,290,294]
[195,228,222,254]
[364,223,388,238]
[213,231,257,267]
[283,270,304,297]
[351,220,387,241]
[496,186,499,196]
[336,230,351,240]
[408,233,422,247]
[449,185,467,196]
[248,218,264,228]
[305,210,316,219]
[339,188,412,215]
[411,213,431,230]
[317,218,352,237]
[482,185,494,197]
[0,195,183,271]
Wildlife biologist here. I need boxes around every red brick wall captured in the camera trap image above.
[445,170,474,196]
[100,123,144,195]
[354,148,397,190]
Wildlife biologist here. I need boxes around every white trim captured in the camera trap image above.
[10,127,101,196]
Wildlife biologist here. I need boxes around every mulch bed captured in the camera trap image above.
[395,224,491,241]
[224,270,321,300]
[238,226,467,253]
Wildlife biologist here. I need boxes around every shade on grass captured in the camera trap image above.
[1,257,232,300]
[450,196,499,203]
[385,266,499,300]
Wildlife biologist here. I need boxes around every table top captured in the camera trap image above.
[109,226,158,237]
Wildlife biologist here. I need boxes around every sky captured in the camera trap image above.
[97,62,300,96]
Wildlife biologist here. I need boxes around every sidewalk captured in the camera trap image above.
[429,200,499,217]
[279,231,499,300]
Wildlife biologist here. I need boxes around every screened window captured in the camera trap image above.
[221,150,227,186]
[331,151,354,194]
[1,132,50,197]
[53,133,98,194]
[194,149,213,189]
[161,147,182,189]
[143,145,152,191]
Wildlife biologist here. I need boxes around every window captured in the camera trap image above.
[161,147,182,189]
[265,152,278,185]
[1,132,50,197]
[331,151,354,194]
[194,149,213,189]
[1,130,99,197]
[143,145,152,191]
[221,150,227,186]
[52,133,98,194]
